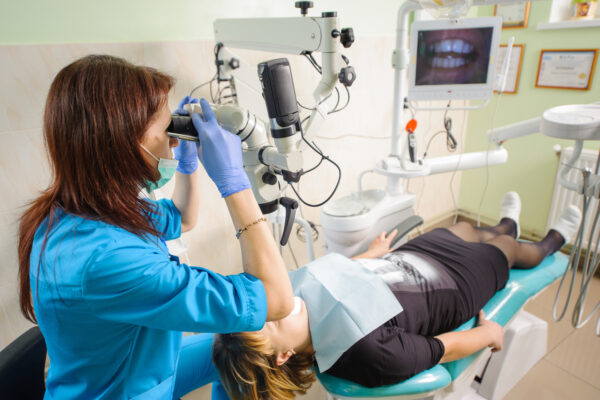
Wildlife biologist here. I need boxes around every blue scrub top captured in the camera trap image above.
[30,199,267,399]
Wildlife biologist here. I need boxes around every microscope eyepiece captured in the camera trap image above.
[166,115,198,142]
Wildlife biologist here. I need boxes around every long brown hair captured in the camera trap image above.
[213,332,316,400]
[18,55,174,322]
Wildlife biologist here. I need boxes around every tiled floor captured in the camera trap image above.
[185,273,600,400]
[504,273,600,400]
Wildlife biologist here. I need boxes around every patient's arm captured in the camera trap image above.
[435,311,503,363]
[352,229,398,259]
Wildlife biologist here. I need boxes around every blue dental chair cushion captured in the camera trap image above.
[317,251,568,397]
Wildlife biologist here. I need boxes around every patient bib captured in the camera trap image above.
[289,253,403,372]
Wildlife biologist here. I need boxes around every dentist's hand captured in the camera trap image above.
[192,98,250,197]
[173,96,200,174]
[174,95,199,116]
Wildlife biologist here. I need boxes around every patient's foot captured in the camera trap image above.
[499,191,521,239]
[551,205,582,246]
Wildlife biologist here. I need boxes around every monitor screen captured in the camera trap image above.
[415,27,494,86]
[408,17,502,101]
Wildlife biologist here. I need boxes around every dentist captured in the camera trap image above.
[17,55,293,399]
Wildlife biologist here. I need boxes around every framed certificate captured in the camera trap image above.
[535,49,598,90]
[494,2,530,29]
[494,44,524,94]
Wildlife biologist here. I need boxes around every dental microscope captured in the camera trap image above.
[167,1,356,249]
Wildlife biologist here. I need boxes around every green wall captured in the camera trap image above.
[0,0,404,44]
[459,1,600,236]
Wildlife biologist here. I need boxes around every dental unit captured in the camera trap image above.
[172,0,598,398]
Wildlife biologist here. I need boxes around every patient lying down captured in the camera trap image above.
[213,193,581,400]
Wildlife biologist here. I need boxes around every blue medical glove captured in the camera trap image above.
[173,96,200,174]
[191,98,250,197]
[173,140,198,174]
[174,95,199,116]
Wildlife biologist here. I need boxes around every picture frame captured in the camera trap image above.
[494,44,525,94]
[535,49,598,91]
[494,2,531,29]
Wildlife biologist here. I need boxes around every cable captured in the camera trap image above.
[290,130,342,208]
[303,52,322,74]
[476,95,502,227]
[189,73,217,98]
[287,241,300,269]
[449,107,468,224]
[328,85,351,114]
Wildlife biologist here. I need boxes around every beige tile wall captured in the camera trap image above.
[0,39,466,349]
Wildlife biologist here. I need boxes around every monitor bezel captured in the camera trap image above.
[408,16,503,101]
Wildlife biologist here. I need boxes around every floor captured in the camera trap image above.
[184,272,600,400]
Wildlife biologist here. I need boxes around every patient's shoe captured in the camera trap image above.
[499,191,521,238]
[551,205,582,244]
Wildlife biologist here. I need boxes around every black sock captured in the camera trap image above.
[477,218,518,239]
[536,230,565,257]
[498,218,518,239]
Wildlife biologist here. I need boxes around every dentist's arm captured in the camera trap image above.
[192,98,293,321]
[172,168,201,233]
[172,96,201,233]
[225,189,294,321]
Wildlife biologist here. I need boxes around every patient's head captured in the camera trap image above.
[212,298,315,400]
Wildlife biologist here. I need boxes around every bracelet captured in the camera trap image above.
[235,217,267,239]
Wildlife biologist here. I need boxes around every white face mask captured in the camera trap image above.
[140,144,179,192]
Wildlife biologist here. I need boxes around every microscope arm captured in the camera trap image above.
[214,15,351,142]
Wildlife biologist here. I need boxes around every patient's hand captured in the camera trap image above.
[354,229,398,259]
[477,310,503,352]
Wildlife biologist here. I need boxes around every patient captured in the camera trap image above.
[212,193,581,399]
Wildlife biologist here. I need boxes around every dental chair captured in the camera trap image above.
[317,251,569,400]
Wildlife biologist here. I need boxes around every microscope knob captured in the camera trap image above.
[262,172,278,186]
[338,66,356,87]
[295,1,313,16]
[340,28,355,48]
[228,58,239,70]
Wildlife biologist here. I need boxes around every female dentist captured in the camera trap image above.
[17,54,293,399]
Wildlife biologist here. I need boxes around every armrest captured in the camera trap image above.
[389,215,424,249]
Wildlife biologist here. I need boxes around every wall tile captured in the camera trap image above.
[0,128,50,213]
[0,43,144,133]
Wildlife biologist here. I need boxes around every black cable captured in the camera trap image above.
[330,86,341,113]
[441,101,457,152]
[287,241,300,269]
[297,100,315,111]
[444,116,457,151]
[289,129,341,208]
[329,85,350,114]
[217,85,232,104]
[303,52,322,74]
[304,156,324,174]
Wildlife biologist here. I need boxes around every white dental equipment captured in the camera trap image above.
[542,104,600,335]
[321,2,509,257]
